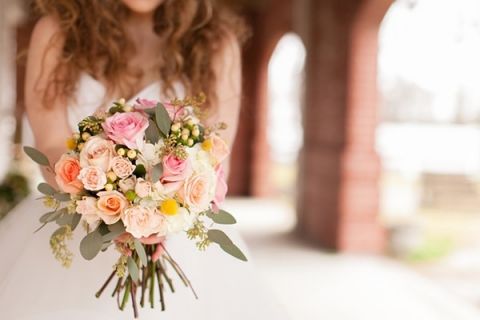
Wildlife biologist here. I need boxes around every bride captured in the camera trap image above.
[0,0,287,319]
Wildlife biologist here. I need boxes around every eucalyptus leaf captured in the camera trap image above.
[155,103,172,137]
[80,229,103,260]
[127,256,140,282]
[24,146,50,166]
[39,211,59,224]
[207,210,237,225]
[220,243,248,262]
[103,221,126,242]
[134,239,148,267]
[56,213,75,226]
[71,213,82,231]
[151,163,163,182]
[37,183,56,196]
[145,119,161,143]
[54,193,71,202]
[207,229,234,247]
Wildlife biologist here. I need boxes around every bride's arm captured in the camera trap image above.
[25,16,72,186]
[208,33,242,178]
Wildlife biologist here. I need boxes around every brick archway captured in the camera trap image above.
[297,0,393,252]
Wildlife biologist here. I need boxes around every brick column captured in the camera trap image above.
[297,0,391,253]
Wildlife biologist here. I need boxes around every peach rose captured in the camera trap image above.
[122,206,166,238]
[110,156,136,179]
[78,166,107,191]
[79,136,115,172]
[135,178,152,198]
[178,172,215,213]
[55,154,83,194]
[209,135,230,164]
[76,196,101,229]
[97,191,129,225]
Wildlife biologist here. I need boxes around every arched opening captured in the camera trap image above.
[378,0,480,297]
[267,33,306,202]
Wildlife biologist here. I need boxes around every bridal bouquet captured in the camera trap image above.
[24,96,246,318]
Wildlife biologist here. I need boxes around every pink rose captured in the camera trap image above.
[122,206,166,238]
[209,135,230,164]
[178,172,215,213]
[110,156,135,179]
[55,154,83,194]
[135,178,152,198]
[97,191,129,225]
[76,196,101,228]
[102,112,149,149]
[135,98,157,110]
[79,136,115,172]
[78,166,107,191]
[213,165,228,207]
[161,154,192,183]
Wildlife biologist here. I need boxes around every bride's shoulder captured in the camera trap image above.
[31,15,63,46]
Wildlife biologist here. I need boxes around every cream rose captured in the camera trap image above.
[111,156,136,179]
[80,136,115,172]
[78,166,107,191]
[76,196,101,229]
[135,178,152,198]
[118,176,137,193]
[96,191,129,225]
[178,172,216,213]
[122,206,166,238]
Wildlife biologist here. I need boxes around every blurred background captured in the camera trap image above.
[3,0,480,319]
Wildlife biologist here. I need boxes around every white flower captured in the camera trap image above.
[118,176,136,193]
[76,197,101,229]
[165,207,195,234]
[151,181,177,201]
[135,178,153,198]
[122,206,167,238]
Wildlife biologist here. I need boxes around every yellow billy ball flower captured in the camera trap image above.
[117,148,126,156]
[66,138,77,150]
[161,199,179,216]
[127,150,137,159]
[107,171,118,182]
[81,132,91,141]
[202,139,213,151]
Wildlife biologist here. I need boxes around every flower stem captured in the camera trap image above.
[156,267,166,311]
[149,261,156,309]
[131,282,139,319]
[95,270,116,298]
[120,278,131,311]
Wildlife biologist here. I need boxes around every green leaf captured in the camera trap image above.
[220,243,248,262]
[155,103,172,137]
[207,210,237,225]
[134,164,147,178]
[134,239,148,267]
[127,256,140,282]
[102,221,126,242]
[71,214,81,231]
[145,119,161,143]
[56,212,79,227]
[207,229,233,247]
[54,193,71,202]
[38,183,56,196]
[80,229,103,260]
[24,146,50,166]
[207,229,248,262]
[151,163,163,182]
[39,211,60,224]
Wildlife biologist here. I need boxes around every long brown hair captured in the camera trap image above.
[32,0,248,109]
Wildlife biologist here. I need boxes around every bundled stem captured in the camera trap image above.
[94,243,196,318]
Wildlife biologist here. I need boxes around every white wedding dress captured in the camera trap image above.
[0,73,288,319]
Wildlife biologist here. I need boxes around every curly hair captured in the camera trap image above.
[32,0,248,110]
